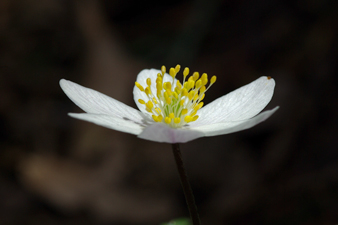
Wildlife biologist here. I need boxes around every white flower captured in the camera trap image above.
[60,65,278,143]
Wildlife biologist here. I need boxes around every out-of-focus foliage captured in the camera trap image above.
[161,217,191,225]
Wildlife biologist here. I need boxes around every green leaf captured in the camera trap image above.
[160,217,191,225]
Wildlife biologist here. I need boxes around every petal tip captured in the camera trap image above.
[59,79,72,89]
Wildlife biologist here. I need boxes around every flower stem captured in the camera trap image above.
[172,144,201,225]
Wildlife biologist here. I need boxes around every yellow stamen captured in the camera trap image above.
[138,99,145,104]
[199,93,205,101]
[155,107,161,114]
[146,78,151,86]
[192,72,199,81]
[146,101,153,109]
[183,67,189,77]
[199,86,206,93]
[210,75,217,84]
[164,82,171,91]
[135,64,216,127]
[165,117,171,124]
[201,73,208,85]
[182,88,188,96]
[176,80,182,89]
[166,97,171,104]
[174,117,181,124]
[135,82,144,92]
[145,87,151,96]
[184,116,193,123]
[161,65,166,75]
[169,68,176,78]
[188,90,195,100]
[175,64,181,73]
[195,79,202,89]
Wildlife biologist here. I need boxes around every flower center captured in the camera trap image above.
[135,65,216,128]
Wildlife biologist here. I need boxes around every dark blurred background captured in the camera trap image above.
[1,0,338,224]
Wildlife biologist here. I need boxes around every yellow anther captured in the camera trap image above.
[164,91,169,99]
[183,67,189,77]
[195,79,202,89]
[156,83,162,91]
[155,108,161,114]
[199,86,206,93]
[166,97,172,104]
[164,82,172,91]
[161,65,166,75]
[146,107,152,113]
[193,95,198,101]
[169,113,175,119]
[175,87,181,94]
[146,101,153,109]
[188,90,195,100]
[210,75,217,84]
[200,93,205,101]
[138,99,145,104]
[173,92,178,99]
[182,88,188,96]
[181,109,188,115]
[146,78,151,86]
[165,117,171,124]
[169,67,176,78]
[175,64,181,73]
[187,80,195,90]
[165,89,172,97]
[194,102,203,111]
[184,116,193,123]
[201,73,208,85]
[174,117,181,124]
[176,80,182,89]
[157,115,163,122]
[192,115,199,121]
[192,72,199,81]
[152,115,158,122]
[180,99,185,106]
[152,97,158,104]
[145,87,151,95]
[135,82,144,92]
[190,110,197,117]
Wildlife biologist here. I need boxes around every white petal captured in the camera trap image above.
[133,69,177,116]
[193,107,278,136]
[60,79,144,122]
[69,113,144,135]
[194,76,275,126]
[138,123,204,143]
